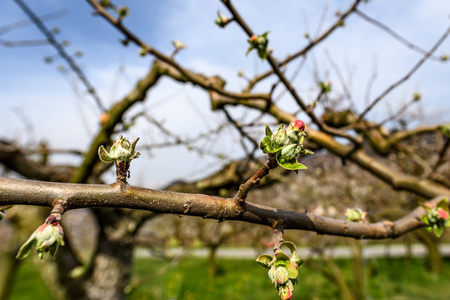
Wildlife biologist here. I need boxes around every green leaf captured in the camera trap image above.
[257,48,268,60]
[276,154,308,170]
[98,146,113,163]
[438,123,450,137]
[280,241,299,261]
[274,124,284,133]
[245,45,254,57]
[286,262,299,279]
[434,226,444,238]
[421,215,430,225]
[276,251,290,262]
[436,198,449,211]
[265,124,273,137]
[260,136,274,153]
[16,236,37,260]
[301,148,314,155]
[274,259,289,268]
[256,254,273,269]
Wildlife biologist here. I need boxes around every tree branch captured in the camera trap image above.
[1,177,448,240]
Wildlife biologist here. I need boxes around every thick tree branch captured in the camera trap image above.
[0,140,75,182]
[1,178,448,239]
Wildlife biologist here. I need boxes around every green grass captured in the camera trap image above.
[8,260,52,300]
[7,257,450,300]
[128,257,450,300]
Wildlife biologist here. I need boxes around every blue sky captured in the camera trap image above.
[1,0,449,187]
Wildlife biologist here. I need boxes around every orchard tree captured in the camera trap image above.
[1,0,450,299]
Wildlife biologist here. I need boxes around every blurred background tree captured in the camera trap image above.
[0,0,449,299]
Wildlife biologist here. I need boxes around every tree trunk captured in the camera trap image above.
[84,208,136,300]
[415,230,443,274]
[0,251,19,300]
[208,245,219,278]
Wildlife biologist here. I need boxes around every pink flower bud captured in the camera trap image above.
[437,208,448,220]
[279,284,292,300]
[250,35,257,41]
[16,215,65,260]
[291,120,305,132]
[275,267,289,285]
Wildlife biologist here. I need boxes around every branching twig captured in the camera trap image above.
[85,0,271,103]
[13,0,106,112]
[233,156,278,208]
[244,0,362,92]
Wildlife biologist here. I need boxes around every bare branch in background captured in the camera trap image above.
[13,0,106,112]
[358,26,450,120]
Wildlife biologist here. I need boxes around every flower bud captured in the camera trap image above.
[16,215,65,260]
[172,40,187,50]
[275,267,289,285]
[98,136,140,163]
[215,11,228,28]
[280,144,301,160]
[279,282,293,300]
[291,120,305,132]
[268,266,277,284]
[273,127,289,148]
[437,208,448,220]
[345,208,367,223]
[117,6,129,19]
[286,120,305,144]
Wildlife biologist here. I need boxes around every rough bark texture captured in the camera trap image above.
[84,209,135,300]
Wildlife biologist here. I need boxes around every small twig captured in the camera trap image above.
[50,198,67,218]
[376,96,419,127]
[272,225,284,258]
[233,156,278,207]
[115,161,130,183]
[222,108,259,156]
[355,9,444,61]
[0,9,65,35]
[0,38,49,47]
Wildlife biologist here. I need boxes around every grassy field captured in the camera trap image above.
[8,256,450,300]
